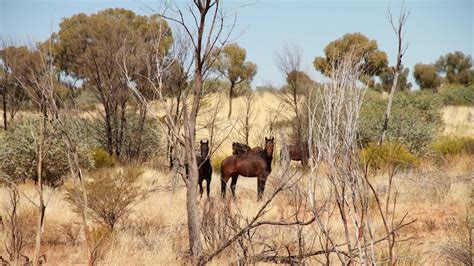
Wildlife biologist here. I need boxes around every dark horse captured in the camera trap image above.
[188,140,212,198]
[232,142,263,155]
[280,143,309,165]
[221,137,274,200]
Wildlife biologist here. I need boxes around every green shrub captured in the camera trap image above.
[0,117,93,187]
[359,90,443,154]
[432,136,474,156]
[84,114,162,162]
[64,166,146,230]
[90,147,116,168]
[360,142,418,171]
[438,86,474,106]
[211,154,227,173]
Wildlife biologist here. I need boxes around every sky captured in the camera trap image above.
[1,0,472,88]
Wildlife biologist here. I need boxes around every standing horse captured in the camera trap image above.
[221,137,274,200]
[197,140,212,198]
[232,142,263,155]
[232,142,251,155]
[280,143,309,165]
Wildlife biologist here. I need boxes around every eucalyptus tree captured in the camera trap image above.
[54,8,172,160]
[313,32,388,84]
[213,43,257,118]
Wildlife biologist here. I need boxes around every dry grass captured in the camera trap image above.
[1,155,472,265]
[1,94,473,265]
[442,106,474,137]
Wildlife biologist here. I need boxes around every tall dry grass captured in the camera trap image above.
[1,93,473,265]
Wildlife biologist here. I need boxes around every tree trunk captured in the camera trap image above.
[33,119,45,266]
[228,82,235,118]
[2,93,7,130]
[380,71,399,144]
[185,67,203,258]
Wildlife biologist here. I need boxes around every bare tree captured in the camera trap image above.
[380,4,410,144]
[12,39,97,265]
[275,43,310,166]
[1,185,24,263]
[236,91,256,145]
[306,54,416,264]
[122,0,236,260]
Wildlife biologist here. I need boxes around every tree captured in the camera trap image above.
[276,44,312,166]
[435,51,473,85]
[378,66,412,92]
[54,8,172,160]
[313,33,388,83]
[155,0,233,260]
[413,63,441,90]
[380,5,410,146]
[0,44,30,130]
[213,43,257,118]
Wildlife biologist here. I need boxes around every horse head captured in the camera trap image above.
[200,140,210,158]
[264,137,275,157]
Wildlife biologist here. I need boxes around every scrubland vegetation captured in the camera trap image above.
[1,2,473,265]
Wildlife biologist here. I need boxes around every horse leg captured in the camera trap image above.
[257,174,268,201]
[230,174,239,198]
[206,177,211,198]
[221,174,229,198]
[199,177,204,198]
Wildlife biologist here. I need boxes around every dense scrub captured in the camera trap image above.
[359,90,444,153]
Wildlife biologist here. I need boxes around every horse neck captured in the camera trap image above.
[201,151,209,162]
[258,150,273,171]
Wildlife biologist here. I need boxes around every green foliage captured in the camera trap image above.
[90,147,116,168]
[360,142,418,171]
[376,66,412,92]
[84,114,162,162]
[359,90,443,153]
[438,85,474,106]
[213,43,257,88]
[55,8,172,77]
[432,136,474,156]
[0,117,93,187]
[211,154,226,173]
[413,63,442,90]
[282,70,314,94]
[64,166,146,230]
[203,79,251,96]
[313,32,388,83]
[54,8,172,161]
[435,51,473,85]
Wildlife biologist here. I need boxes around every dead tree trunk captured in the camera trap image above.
[380,6,410,145]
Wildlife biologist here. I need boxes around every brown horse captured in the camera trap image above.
[281,143,309,165]
[232,142,263,155]
[221,137,274,200]
[232,142,251,155]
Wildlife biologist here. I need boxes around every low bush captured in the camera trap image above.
[359,90,443,154]
[64,166,147,230]
[85,114,162,162]
[360,142,418,172]
[438,85,474,106]
[0,117,93,187]
[90,147,116,168]
[432,136,474,156]
[211,154,226,173]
